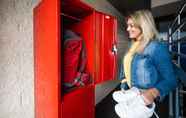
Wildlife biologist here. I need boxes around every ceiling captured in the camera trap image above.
[107,0,151,16]
[107,0,186,19]
[151,0,179,7]
[152,0,186,18]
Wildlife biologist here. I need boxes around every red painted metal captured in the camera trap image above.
[62,0,93,19]
[94,12,118,83]
[62,85,94,118]
[61,1,95,118]
[68,13,95,82]
[34,0,117,118]
[71,11,118,84]
[34,0,61,118]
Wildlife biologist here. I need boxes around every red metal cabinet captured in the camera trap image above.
[68,11,118,84]
[62,85,94,118]
[34,0,61,118]
[61,1,95,118]
[94,12,118,84]
[34,0,117,118]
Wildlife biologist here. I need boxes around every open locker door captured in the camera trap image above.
[95,12,118,84]
[34,0,61,118]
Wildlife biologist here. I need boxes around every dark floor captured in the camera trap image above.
[96,86,169,118]
[96,87,120,118]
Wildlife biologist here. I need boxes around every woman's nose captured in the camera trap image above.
[127,26,130,32]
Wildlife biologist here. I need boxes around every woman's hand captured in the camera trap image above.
[141,88,160,105]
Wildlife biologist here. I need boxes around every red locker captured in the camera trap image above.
[34,0,117,118]
[61,1,95,118]
[94,12,118,84]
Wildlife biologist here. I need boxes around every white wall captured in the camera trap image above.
[0,0,39,117]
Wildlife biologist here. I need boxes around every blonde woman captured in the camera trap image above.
[113,10,177,118]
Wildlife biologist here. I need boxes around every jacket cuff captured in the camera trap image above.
[154,86,166,101]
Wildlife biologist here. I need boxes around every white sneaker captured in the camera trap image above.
[112,87,140,103]
[114,95,155,118]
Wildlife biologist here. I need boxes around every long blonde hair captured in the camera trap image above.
[127,9,159,53]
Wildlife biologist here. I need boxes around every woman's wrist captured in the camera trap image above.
[149,88,160,99]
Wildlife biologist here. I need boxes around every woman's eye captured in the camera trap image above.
[130,24,135,27]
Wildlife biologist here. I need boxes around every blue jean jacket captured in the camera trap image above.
[119,40,178,100]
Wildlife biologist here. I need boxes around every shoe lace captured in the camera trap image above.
[153,111,159,118]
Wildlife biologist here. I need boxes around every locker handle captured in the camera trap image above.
[112,44,117,54]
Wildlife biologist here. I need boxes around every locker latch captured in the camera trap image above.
[112,44,117,54]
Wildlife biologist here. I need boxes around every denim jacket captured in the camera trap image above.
[119,40,178,100]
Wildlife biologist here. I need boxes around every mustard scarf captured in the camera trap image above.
[123,41,140,87]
